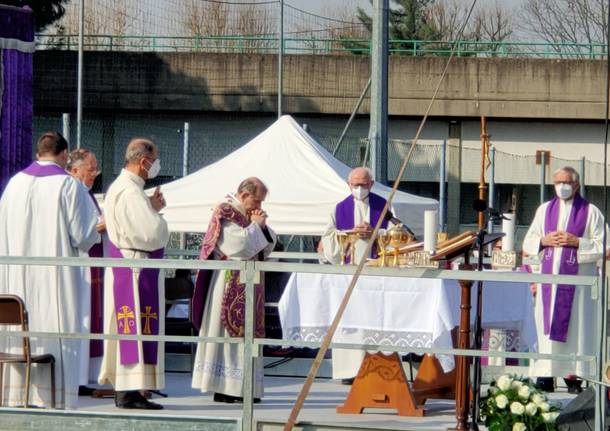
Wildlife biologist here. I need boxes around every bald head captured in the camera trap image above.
[124,138,158,180]
[348,167,373,189]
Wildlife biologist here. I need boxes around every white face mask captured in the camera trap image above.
[145,159,161,179]
[555,183,573,200]
[351,186,370,201]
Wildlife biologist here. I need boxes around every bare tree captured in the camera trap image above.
[519,0,607,57]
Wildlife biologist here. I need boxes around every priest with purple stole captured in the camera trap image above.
[523,166,604,378]
[319,167,395,383]
[98,138,169,410]
[192,177,276,403]
[0,132,100,409]
[67,148,107,389]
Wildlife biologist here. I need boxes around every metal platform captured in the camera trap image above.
[0,373,577,431]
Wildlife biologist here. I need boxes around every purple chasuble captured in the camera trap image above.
[335,192,388,261]
[540,194,589,342]
[108,241,164,365]
[21,161,67,177]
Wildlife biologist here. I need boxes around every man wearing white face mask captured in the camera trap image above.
[319,167,396,382]
[522,166,604,379]
[99,138,169,409]
[67,148,108,391]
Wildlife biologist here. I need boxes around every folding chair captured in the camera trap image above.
[0,294,55,408]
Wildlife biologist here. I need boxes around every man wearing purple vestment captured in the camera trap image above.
[192,177,276,403]
[523,166,604,379]
[98,139,169,410]
[0,132,100,409]
[67,148,107,391]
[319,167,396,383]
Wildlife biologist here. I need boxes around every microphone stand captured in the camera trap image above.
[470,216,505,431]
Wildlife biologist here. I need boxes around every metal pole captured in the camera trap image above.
[540,152,546,205]
[76,0,85,149]
[369,0,389,184]
[580,156,586,199]
[333,78,372,156]
[180,122,190,253]
[277,0,284,119]
[242,261,256,431]
[487,147,496,233]
[62,113,70,148]
[439,139,447,231]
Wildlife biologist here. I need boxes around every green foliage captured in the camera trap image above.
[480,374,561,431]
[2,0,70,32]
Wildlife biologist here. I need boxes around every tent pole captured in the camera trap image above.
[333,78,371,157]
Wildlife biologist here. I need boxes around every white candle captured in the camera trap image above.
[501,213,516,252]
[424,210,438,254]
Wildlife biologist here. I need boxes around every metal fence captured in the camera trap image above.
[34,34,609,59]
[0,254,606,430]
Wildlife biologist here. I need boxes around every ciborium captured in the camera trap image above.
[387,225,414,266]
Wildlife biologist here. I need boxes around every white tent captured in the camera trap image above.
[159,115,438,236]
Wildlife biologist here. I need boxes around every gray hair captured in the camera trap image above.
[348,166,373,182]
[125,138,156,164]
[237,177,268,196]
[553,166,580,183]
[66,148,93,170]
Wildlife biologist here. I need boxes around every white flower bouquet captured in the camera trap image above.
[480,374,561,431]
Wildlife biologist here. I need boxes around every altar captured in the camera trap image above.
[278,272,538,371]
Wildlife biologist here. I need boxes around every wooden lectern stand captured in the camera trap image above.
[336,236,475,428]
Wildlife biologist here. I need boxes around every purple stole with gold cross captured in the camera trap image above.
[540,194,589,342]
[108,242,164,365]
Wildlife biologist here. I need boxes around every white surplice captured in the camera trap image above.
[522,197,604,377]
[319,196,394,379]
[0,162,100,409]
[192,197,276,398]
[98,169,169,391]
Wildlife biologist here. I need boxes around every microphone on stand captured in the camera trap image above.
[384,211,417,239]
[472,199,509,222]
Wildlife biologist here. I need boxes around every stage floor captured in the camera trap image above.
[66,373,576,431]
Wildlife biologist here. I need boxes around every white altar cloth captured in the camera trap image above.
[278,272,537,371]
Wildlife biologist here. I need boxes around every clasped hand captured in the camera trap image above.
[250,208,268,227]
[541,230,579,248]
[353,222,373,238]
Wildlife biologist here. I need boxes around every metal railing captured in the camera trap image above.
[0,254,606,431]
[34,34,609,59]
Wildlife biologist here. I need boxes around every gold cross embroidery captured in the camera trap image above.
[140,305,158,335]
[117,305,135,334]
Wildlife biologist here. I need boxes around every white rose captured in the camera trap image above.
[525,402,538,416]
[495,394,509,409]
[510,401,526,415]
[542,412,560,423]
[539,402,551,412]
[511,380,524,389]
[518,385,531,400]
[496,375,513,391]
[531,393,546,405]
[512,422,527,431]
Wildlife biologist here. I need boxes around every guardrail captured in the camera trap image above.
[34,34,609,59]
[0,254,606,431]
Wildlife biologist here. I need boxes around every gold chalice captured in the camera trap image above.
[337,232,348,265]
[377,229,391,267]
[388,225,414,266]
[346,233,360,265]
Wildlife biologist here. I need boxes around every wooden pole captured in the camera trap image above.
[454,263,473,430]
[282,2,481,429]
[478,116,488,230]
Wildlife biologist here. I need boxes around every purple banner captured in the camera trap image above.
[108,242,164,365]
[0,6,34,192]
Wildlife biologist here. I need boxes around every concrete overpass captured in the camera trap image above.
[34,51,607,120]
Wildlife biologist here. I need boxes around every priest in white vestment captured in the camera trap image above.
[0,132,100,409]
[98,138,169,410]
[522,166,604,378]
[318,167,396,382]
[192,177,276,403]
[67,148,108,387]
